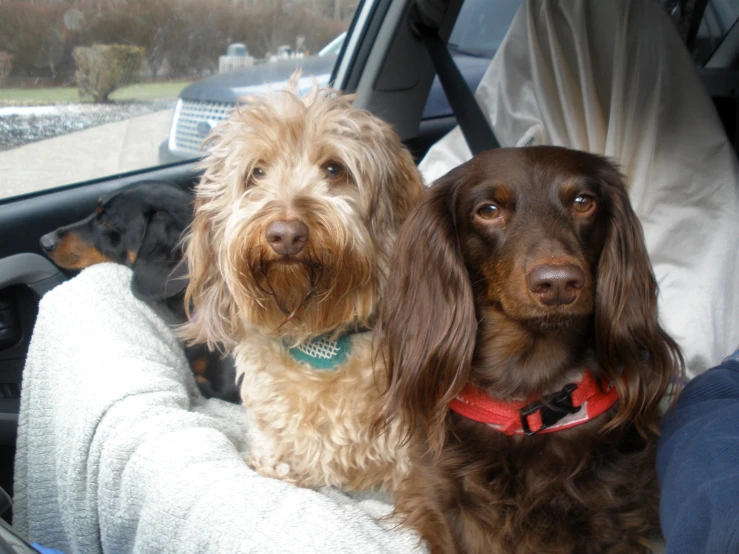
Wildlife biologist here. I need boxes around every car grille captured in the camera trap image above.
[172,99,234,153]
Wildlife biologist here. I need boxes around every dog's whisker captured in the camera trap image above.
[250,273,274,299]
[275,289,314,330]
[249,249,283,300]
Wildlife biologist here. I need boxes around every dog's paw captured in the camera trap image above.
[246,455,302,485]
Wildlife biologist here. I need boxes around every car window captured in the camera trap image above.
[0,0,361,201]
[421,0,520,120]
[423,0,739,121]
[447,0,521,57]
[319,33,347,56]
[693,0,739,65]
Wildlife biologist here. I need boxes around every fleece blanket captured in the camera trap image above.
[13,263,423,554]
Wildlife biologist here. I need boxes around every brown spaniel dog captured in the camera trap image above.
[380,146,684,554]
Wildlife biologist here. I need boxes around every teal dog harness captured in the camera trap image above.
[285,333,353,370]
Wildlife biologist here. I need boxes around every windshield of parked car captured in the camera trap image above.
[319,33,346,56]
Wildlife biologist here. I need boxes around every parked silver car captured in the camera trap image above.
[159,0,518,162]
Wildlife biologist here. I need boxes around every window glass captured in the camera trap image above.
[422,0,520,120]
[0,0,360,200]
[692,0,739,65]
[447,0,521,57]
[426,0,739,121]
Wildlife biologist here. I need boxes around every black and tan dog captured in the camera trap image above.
[40,180,240,403]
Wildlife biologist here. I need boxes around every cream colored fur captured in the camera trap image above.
[236,331,409,489]
[182,78,424,490]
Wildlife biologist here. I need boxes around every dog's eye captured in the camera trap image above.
[573,195,596,214]
[323,162,346,182]
[475,203,501,220]
[245,167,266,189]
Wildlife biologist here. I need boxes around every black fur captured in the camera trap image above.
[40,180,240,404]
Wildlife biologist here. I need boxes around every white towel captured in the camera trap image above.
[13,263,423,554]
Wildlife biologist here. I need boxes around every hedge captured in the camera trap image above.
[73,44,145,102]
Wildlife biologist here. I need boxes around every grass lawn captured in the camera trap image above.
[0,80,192,104]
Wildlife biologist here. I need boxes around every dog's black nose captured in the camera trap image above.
[40,233,57,253]
[265,220,309,256]
[526,264,584,306]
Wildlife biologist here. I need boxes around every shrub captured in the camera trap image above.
[73,44,144,102]
[0,52,12,83]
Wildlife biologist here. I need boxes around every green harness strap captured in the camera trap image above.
[285,333,353,371]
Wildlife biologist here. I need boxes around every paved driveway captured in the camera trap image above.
[0,108,175,199]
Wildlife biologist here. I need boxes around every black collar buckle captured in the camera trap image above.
[520,383,579,435]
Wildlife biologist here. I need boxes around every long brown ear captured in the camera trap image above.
[362,121,425,262]
[180,196,241,350]
[386,146,425,228]
[380,175,477,450]
[130,210,188,302]
[594,166,684,437]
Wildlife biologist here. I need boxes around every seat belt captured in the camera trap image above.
[414,21,500,155]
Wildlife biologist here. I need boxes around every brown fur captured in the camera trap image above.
[181,79,424,489]
[47,232,115,268]
[380,146,684,553]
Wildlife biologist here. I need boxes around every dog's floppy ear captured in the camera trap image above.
[130,209,189,301]
[384,146,425,229]
[180,195,242,349]
[351,117,425,274]
[594,165,684,437]
[380,173,477,451]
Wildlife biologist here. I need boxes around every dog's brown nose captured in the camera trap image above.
[526,264,584,306]
[265,220,309,256]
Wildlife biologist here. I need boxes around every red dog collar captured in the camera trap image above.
[448,370,618,436]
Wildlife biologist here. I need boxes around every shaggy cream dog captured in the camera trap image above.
[181,81,423,490]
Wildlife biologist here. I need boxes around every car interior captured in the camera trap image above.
[0,0,737,543]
